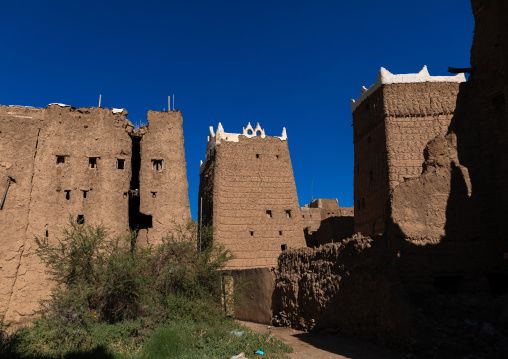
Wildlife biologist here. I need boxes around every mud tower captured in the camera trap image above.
[0,104,190,327]
[351,66,466,237]
[198,122,306,269]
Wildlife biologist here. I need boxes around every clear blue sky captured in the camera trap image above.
[1,1,473,219]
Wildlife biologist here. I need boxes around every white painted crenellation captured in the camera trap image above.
[350,66,466,112]
[200,122,288,173]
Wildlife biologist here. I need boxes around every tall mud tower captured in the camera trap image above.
[351,67,465,236]
[198,123,306,269]
[0,105,190,328]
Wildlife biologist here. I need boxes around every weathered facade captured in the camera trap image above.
[0,104,190,327]
[351,67,465,236]
[198,122,306,269]
[300,198,353,247]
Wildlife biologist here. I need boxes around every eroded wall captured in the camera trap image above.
[0,104,133,327]
[353,82,460,236]
[199,135,306,269]
[137,111,191,244]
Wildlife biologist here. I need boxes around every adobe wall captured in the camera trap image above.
[198,124,306,269]
[0,104,133,327]
[137,110,191,245]
[300,198,354,247]
[1,105,192,328]
[353,81,461,237]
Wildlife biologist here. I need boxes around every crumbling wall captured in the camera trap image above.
[199,134,306,269]
[0,104,133,327]
[300,198,354,247]
[272,237,426,347]
[353,82,460,237]
[137,110,191,244]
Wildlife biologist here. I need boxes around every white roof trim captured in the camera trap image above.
[350,66,466,112]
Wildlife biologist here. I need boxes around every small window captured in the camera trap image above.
[89,157,99,169]
[152,159,163,171]
[276,155,279,159]
[64,190,71,200]
[151,192,157,198]
[266,210,272,218]
[302,215,304,218]
[56,156,66,166]
[367,136,372,144]
[123,192,128,198]
[76,215,85,224]
[82,190,88,199]
[45,229,49,238]
[370,170,373,181]
[256,154,260,159]
[279,230,282,236]
[250,231,254,236]
[281,244,287,251]
[116,158,125,170]
[285,210,292,218]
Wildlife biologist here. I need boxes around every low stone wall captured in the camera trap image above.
[272,236,427,347]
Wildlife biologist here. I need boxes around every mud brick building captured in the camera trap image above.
[300,198,353,247]
[351,67,465,236]
[198,122,306,269]
[0,104,190,327]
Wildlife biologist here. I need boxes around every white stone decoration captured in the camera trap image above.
[199,122,288,173]
[48,103,70,107]
[112,108,125,114]
[350,65,466,112]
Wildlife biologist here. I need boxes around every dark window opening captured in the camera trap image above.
[281,244,287,251]
[116,158,125,170]
[123,192,128,198]
[151,192,157,198]
[45,229,49,237]
[279,230,282,236]
[433,275,463,295]
[82,190,88,199]
[256,154,260,159]
[367,136,372,144]
[56,156,66,166]
[129,135,153,232]
[302,215,304,218]
[266,210,272,218]
[65,190,70,200]
[152,159,163,171]
[485,273,508,296]
[370,170,374,181]
[76,215,85,224]
[89,157,99,169]
[285,210,292,218]
[276,155,279,159]
[250,231,254,236]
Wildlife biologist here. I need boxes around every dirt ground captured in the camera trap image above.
[238,321,407,359]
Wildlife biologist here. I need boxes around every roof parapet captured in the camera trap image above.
[350,65,466,112]
[200,122,288,173]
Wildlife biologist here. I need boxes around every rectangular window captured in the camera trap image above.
[266,210,272,218]
[65,190,71,200]
[56,155,66,166]
[89,157,99,169]
[116,158,125,170]
[152,159,163,171]
[279,230,283,236]
[250,231,254,236]
[281,244,287,251]
[285,210,292,219]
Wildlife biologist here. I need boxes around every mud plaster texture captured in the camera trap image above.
[199,135,306,269]
[136,111,191,245]
[300,199,353,247]
[272,236,427,348]
[352,82,460,237]
[0,106,190,328]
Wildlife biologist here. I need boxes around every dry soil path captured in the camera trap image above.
[237,321,407,359]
